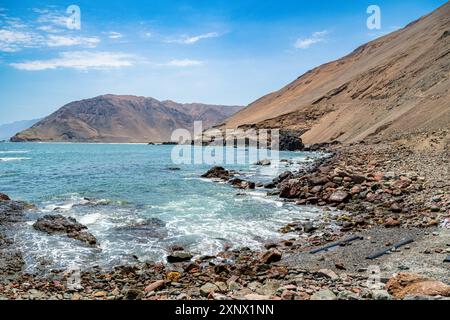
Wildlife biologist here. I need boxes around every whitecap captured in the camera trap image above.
[0,157,31,161]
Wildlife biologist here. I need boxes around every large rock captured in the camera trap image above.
[328,191,350,203]
[386,272,450,299]
[33,215,97,246]
[201,167,231,180]
[0,193,11,201]
[279,179,302,199]
[260,249,282,264]
[200,283,219,297]
[167,252,193,263]
[310,289,337,300]
[278,130,305,151]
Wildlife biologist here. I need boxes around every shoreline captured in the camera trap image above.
[0,139,449,300]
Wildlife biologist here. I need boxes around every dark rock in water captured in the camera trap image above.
[278,130,305,151]
[167,251,193,263]
[240,181,256,190]
[264,182,276,189]
[255,159,271,166]
[201,166,231,180]
[229,178,255,190]
[273,171,293,185]
[33,215,98,246]
[0,193,11,201]
[116,218,167,239]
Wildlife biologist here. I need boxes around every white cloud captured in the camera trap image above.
[34,8,67,29]
[294,30,328,49]
[166,32,220,44]
[107,31,123,39]
[10,51,135,71]
[0,29,35,52]
[166,59,203,67]
[46,35,100,47]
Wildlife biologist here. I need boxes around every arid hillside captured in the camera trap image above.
[222,3,450,145]
[11,95,242,143]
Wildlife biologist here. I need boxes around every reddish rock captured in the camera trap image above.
[144,280,165,293]
[384,217,401,228]
[386,272,450,299]
[261,250,282,264]
[0,193,10,201]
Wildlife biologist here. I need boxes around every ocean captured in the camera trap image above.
[0,143,325,272]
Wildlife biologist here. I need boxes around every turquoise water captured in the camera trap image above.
[0,143,324,272]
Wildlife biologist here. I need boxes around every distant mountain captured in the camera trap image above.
[11,95,243,143]
[0,119,41,141]
[221,3,450,144]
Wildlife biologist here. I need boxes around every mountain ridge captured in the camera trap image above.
[11,95,243,143]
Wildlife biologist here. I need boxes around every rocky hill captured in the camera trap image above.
[11,95,242,143]
[221,3,450,145]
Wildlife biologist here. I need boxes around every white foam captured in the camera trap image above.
[78,212,102,225]
[0,150,30,154]
[0,157,31,161]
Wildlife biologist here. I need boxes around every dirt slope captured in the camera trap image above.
[222,3,450,144]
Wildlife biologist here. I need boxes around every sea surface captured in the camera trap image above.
[0,143,326,272]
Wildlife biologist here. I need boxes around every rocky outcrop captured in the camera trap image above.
[201,167,232,180]
[33,215,97,246]
[278,130,305,151]
[0,196,27,277]
[0,193,11,201]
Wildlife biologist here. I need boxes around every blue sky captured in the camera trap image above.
[0,0,447,124]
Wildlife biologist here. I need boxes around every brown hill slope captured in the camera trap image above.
[222,3,450,144]
[11,95,242,143]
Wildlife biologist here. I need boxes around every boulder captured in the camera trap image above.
[33,215,97,246]
[278,130,305,151]
[309,176,330,186]
[167,252,193,263]
[200,283,219,297]
[386,272,450,299]
[201,167,231,180]
[279,179,302,199]
[316,269,339,280]
[255,159,271,166]
[328,191,350,203]
[260,249,282,264]
[0,193,10,201]
[311,289,337,300]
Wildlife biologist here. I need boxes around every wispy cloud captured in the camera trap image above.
[34,7,68,30]
[46,35,100,47]
[10,51,135,71]
[107,31,123,39]
[165,59,203,67]
[0,29,35,52]
[294,30,329,49]
[0,8,101,52]
[166,32,220,45]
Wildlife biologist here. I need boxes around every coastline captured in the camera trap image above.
[0,137,449,300]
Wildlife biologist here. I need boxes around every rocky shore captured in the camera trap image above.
[0,138,449,300]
